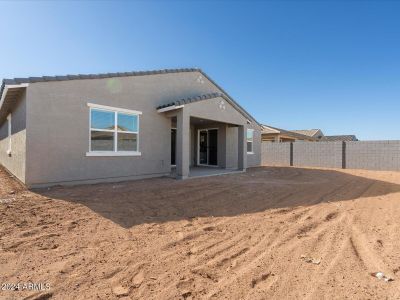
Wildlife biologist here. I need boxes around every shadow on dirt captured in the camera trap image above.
[34,167,400,228]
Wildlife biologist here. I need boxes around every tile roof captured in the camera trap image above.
[156,92,224,109]
[325,135,358,142]
[1,68,200,85]
[290,129,322,137]
[261,125,280,134]
[262,125,358,142]
[262,125,318,141]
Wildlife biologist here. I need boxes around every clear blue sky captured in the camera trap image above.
[1,1,399,140]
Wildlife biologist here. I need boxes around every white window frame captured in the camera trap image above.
[247,128,254,154]
[6,113,11,155]
[86,103,142,157]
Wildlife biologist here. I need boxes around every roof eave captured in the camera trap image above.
[157,104,185,113]
[198,70,261,127]
[0,83,29,108]
[261,125,281,134]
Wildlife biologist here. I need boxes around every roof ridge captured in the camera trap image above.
[325,135,357,138]
[2,68,202,85]
[1,67,260,126]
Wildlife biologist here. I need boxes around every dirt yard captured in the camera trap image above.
[1,166,400,300]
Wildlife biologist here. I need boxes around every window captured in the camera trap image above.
[247,129,254,154]
[6,114,11,155]
[87,103,141,156]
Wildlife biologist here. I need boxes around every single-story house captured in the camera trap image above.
[0,68,261,188]
[263,126,359,143]
[261,125,317,142]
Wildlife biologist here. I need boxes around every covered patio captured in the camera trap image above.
[157,93,251,179]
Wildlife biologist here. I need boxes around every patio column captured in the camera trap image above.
[238,125,247,171]
[176,109,190,179]
[219,124,227,168]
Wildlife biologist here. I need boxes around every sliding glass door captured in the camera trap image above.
[198,129,218,166]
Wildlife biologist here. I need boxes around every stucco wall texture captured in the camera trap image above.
[262,141,400,172]
[0,70,261,187]
[25,74,186,186]
[0,92,26,183]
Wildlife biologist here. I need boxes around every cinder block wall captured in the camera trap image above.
[293,141,343,168]
[261,140,400,172]
[346,141,400,171]
[261,142,291,166]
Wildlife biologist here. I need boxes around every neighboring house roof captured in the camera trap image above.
[325,135,358,142]
[261,125,280,134]
[262,125,317,141]
[0,68,260,127]
[263,125,358,142]
[290,129,323,137]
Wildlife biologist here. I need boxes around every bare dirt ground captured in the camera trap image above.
[1,166,400,300]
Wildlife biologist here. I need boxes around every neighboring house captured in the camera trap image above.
[0,68,261,188]
[324,135,358,142]
[261,125,317,142]
[263,126,358,143]
[290,129,325,140]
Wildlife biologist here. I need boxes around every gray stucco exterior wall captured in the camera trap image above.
[0,91,27,183]
[25,72,215,186]
[226,126,239,169]
[5,71,262,187]
[247,123,261,168]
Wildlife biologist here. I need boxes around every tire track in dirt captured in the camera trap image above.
[202,178,371,299]
[302,180,389,300]
[349,224,392,275]
[126,227,254,298]
[303,229,352,300]
[201,212,329,298]
[3,166,400,299]
[145,214,280,298]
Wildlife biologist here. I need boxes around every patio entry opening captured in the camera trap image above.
[198,129,218,166]
[168,114,247,179]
